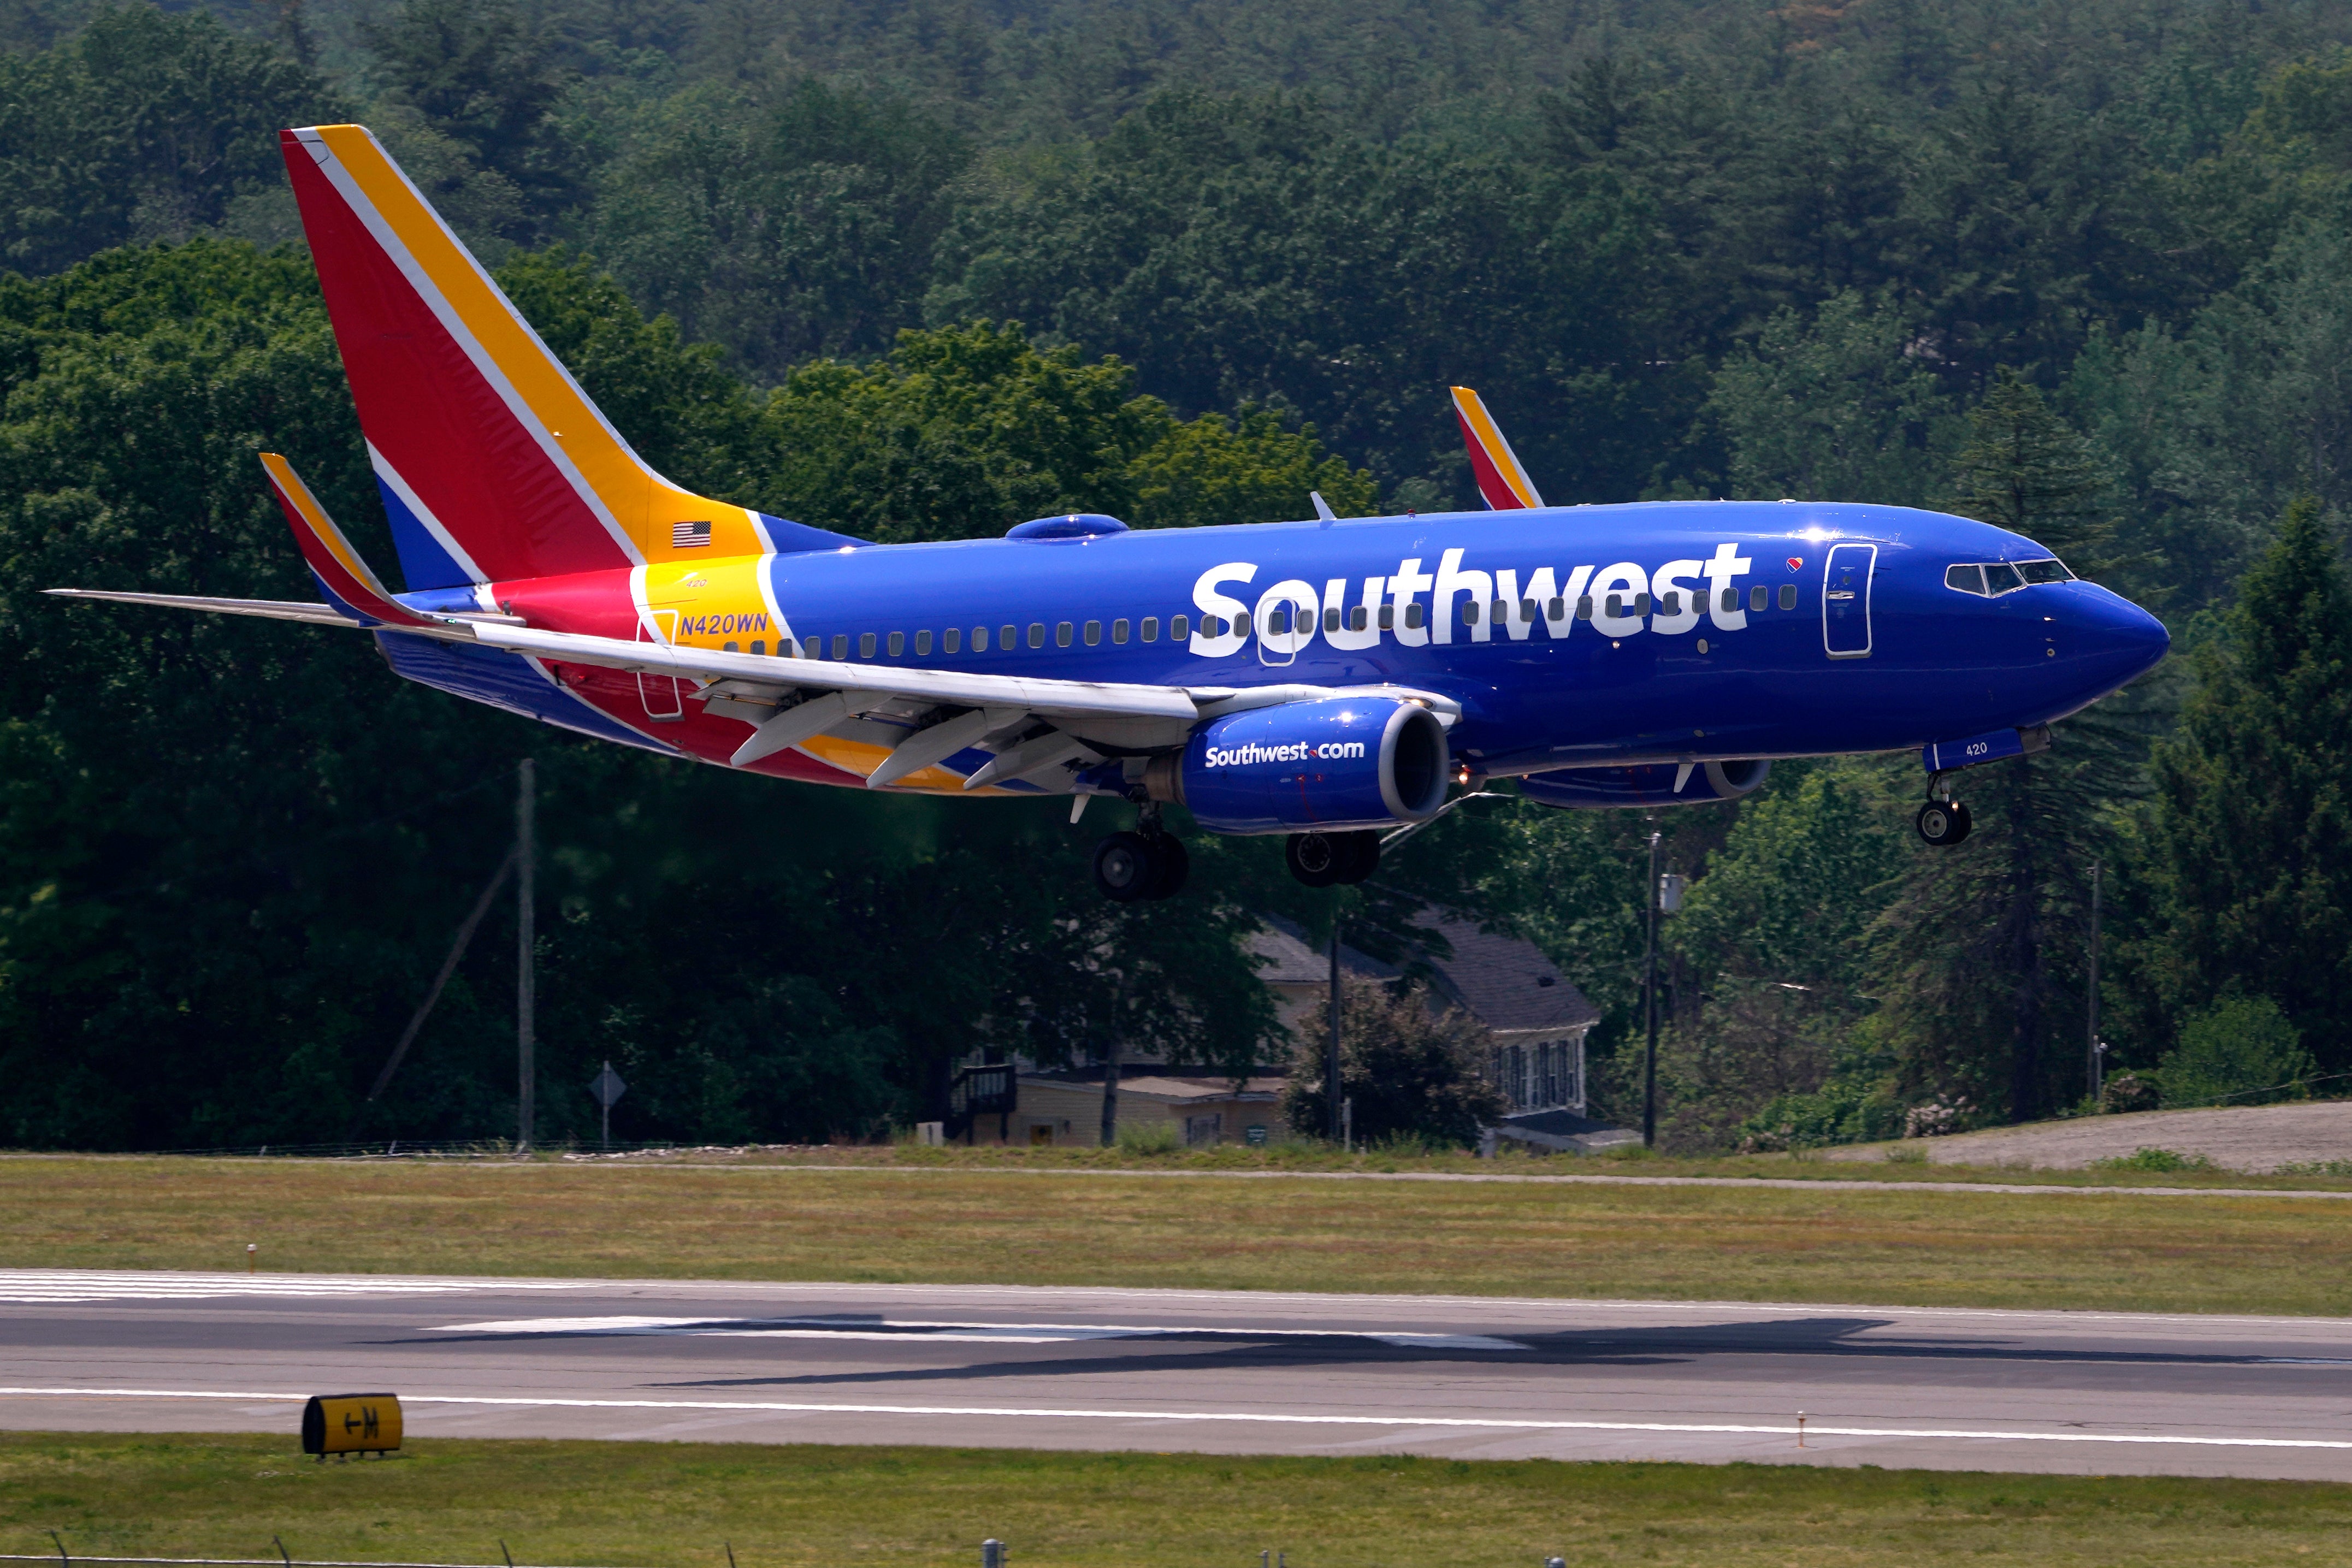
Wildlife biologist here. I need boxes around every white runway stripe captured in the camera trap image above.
[429,1315,1526,1351]
[0,1386,2345,1452]
[0,1271,583,1303]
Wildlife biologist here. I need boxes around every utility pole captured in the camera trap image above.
[517,758,536,1153]
[1643,828,1661,1149]
[2087,858,2103,1105]
[1327,920,1344,1143]
[1098,1033,1120,1147]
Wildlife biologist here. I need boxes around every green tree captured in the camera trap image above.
[1281,975,1504,1148]
[2118,498,2352,1072]
[0,6,336,274]
[2159,995,2314,1107]
[362,0,575,238]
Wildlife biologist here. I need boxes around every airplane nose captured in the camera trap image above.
[2058,585,2169,693]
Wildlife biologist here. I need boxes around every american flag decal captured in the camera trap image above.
[672,519,713,548]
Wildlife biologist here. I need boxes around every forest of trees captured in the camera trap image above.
[5,0,2352,1149]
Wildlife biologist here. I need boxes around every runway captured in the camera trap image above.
[1,1269,2349,1481]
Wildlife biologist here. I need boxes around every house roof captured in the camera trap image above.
[1019,1071,1284,1104]
[1251,909,1598,1039]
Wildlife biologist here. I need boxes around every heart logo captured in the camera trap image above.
[1786,557,1804,571]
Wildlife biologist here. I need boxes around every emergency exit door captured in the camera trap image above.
[1822,543,1876,659]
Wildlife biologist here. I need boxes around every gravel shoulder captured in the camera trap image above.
[1826,1099,2352,1172]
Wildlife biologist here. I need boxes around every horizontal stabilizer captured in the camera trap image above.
[45,588,359,626]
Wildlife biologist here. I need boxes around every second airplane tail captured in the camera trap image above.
[1450,386,1545,511]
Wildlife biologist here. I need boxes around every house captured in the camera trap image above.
[944,906,1617,1150]
[1248,910,1602,1121]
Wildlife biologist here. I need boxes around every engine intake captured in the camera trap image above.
[1518,759,1771,810]
[1145,697,1449,834]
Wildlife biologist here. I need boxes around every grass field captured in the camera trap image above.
[5,1432,2350,1568]
[5,1156,2350,1315]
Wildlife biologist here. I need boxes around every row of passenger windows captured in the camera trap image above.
[714,585,1806,658]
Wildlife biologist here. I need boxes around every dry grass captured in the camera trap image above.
[4,1431,2350,1568]
[3,1157,2350,1315]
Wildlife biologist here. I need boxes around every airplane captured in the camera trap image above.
[48,125,2170,902]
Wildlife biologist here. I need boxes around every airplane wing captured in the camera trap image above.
[42,589,1459,778]
[1450,386,1545,510]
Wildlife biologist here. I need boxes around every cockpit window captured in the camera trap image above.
[1946,558,2075,596]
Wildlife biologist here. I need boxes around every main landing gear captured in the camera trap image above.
[1092,814,1190,903]
[1916,773,1973,847]
[1285,829,1381,888]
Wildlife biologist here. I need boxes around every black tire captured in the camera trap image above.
[1286,831,1343,887]
[1916,800,1973,847]
[1332,829,1382,885]
[1147,834,1191,900]
[1093,831,1156,900]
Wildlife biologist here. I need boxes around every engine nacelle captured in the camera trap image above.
[1145,697,1450,835]
[1518,759,1771,810]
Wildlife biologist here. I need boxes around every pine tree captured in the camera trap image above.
[2118,498,2352,1070]
[1861,372,2144,1122]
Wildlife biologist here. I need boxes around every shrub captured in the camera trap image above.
[2100,1073,2162,1114]
[2090,1146,2219,1173]
[1113,1120,1182,1155]
[2159,997,2314,1108]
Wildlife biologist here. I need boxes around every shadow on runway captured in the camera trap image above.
[380,1315,2343,1392]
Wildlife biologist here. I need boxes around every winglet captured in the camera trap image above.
[261,453,436,628]
[1450,386,1545,510]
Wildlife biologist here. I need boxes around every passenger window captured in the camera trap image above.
[1520,598,1535,622]
[888,631,905,656]
[1984,562,2024,595]
[1462,601,1480,625]
[1378,604,1395,630]
[750,639,765,655]
[1404,603,1425,630]
[1634,592,1651,615]
[945,627,961,653]
[1000,623,1016,649]
[1777,585,1797,610]
[967,626,984,652]
[724,641,740,653]
[1030,623,1047,648]
[1351,606,1370,631]
[832,634,848,659]
[1172,614,1190,640]
[2019,559,2073,584]
[1661,592,1680,616]
[1749,585,1766,612]
[1267,605,1291,635]
[1946,564,1987,594]
[1577,596,1593,620]
[1323,606,1339,632]
[860,632,877,658]
[1140,616,1159,642]
[1112,618,1130,643]
[1056,621,1073,647]
[1605,594,1622,618]
[915,630,931,655]
[1082,619,1099,646]
[1547,596,1564,620]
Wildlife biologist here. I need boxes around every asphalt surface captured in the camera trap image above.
[2,1270,2349,1481]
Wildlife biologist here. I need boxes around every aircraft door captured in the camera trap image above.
[1822,543,1876,660]
[637,607,684,719]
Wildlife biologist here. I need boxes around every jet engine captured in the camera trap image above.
[1144,696,1450,834]
[1518,759,1771,810]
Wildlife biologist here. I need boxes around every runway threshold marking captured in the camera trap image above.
[3,1387,2348,1452]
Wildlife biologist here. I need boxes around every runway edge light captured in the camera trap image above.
[302,1392,403,1458]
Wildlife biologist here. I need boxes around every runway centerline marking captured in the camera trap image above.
[427,1315,1527,1351]
[1,1386,2345,1452]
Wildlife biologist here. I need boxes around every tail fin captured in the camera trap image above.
[279,124,771,590]
[1450,386,1545,510]
[262,452,437,626]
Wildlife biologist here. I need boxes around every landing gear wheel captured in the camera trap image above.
[1330,829,1381,885]
[1286,831,1344,887]
[1147,833,1190,900]
[1916,799,1973,847]
[1093,831,1157,900]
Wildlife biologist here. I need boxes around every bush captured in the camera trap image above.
[1113,1120,1182,1155]
[2101,1073,2162,1114]
[2090,1146,2220,1173]
[2159,997,2314,1108]
[1736,1078,1907,1151]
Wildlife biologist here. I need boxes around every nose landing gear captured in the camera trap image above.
[1285,829,1381,887]
[1916,775,1973,848]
